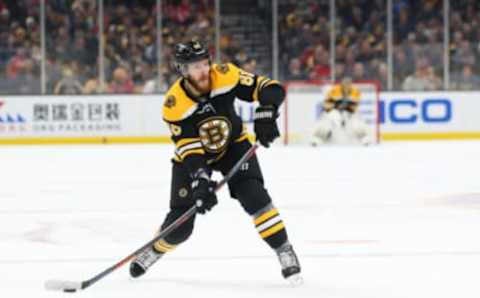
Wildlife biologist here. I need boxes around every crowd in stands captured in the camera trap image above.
[47,0,214,94]
[280,0,480,91]
[279,0,388,88]
[449,0,480,90]
[0,0,478,94]
[0,1,41,94]
[0,0,214,94]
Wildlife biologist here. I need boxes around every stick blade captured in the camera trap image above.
[45,279,82,292]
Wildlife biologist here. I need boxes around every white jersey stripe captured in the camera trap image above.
[256,215,282,232]
[176,142,203,156]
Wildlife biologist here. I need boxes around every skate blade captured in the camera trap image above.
[286,273,304,287]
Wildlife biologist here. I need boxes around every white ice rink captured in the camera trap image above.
[1,141,480,298]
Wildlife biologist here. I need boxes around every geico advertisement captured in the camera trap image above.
[284,91,480,137]
[380,92,459,132]
[0,95,167,137]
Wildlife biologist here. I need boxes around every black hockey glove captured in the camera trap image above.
[254,105,280,148]
[191,170,217,214]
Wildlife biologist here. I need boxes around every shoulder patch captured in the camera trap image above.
[165,95,176,108]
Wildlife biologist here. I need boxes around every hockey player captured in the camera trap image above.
[129,40,302,283]
[311,77,373,145]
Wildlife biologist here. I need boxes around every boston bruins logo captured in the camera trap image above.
[198,117,232,153]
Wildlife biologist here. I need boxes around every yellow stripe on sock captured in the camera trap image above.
[260,222,285,238]
[254,208,279,226]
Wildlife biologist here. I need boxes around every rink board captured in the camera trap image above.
[0,92,479,144]
[0,95,168,144]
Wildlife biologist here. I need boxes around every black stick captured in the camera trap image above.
[45,142,260,293]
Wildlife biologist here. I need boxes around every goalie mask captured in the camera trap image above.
[174,41,211,77]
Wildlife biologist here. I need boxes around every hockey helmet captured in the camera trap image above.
[174,40,210,76]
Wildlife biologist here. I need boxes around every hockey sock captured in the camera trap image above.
[253,203,288,249]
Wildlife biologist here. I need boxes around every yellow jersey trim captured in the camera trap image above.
[253,76,268,101]
[210,63,240,98]
[235,134,249,143]
[163,79,198,122]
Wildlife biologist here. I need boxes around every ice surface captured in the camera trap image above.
[1,141,479,298]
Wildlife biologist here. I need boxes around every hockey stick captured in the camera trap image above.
[45,141,260,293]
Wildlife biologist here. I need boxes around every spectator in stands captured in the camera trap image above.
[308,44,330,80]
[83,78,101,94]
[451,64,479,91]
[356,39,375,64]
[241,58,257,74]
[15,58,40,94]
[352,62,367,82]
[343,49,357,79]
[395,5,414,42]
[6,47,28,79]
[143,64,169,94]
[54,66,83,95]
[402,58,442,91]
[451,40,476,70]
[393,47,413,88]
[286,58,306,81]
[108,66,134,94]
[334,63,345,81]
[164,0,192,24]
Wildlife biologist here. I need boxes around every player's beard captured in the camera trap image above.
[189,74,211,95]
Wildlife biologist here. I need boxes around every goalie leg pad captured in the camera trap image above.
[312,112,335,143]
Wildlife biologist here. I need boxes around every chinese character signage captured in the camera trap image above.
[32,102,121,133]
[0,95,168,140]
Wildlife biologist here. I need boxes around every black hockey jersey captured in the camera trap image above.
[162,63,283,174]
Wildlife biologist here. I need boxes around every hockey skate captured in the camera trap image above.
[129,246,164,278]
[276,243,303,286]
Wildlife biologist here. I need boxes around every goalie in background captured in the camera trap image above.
[310,77,373,146]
